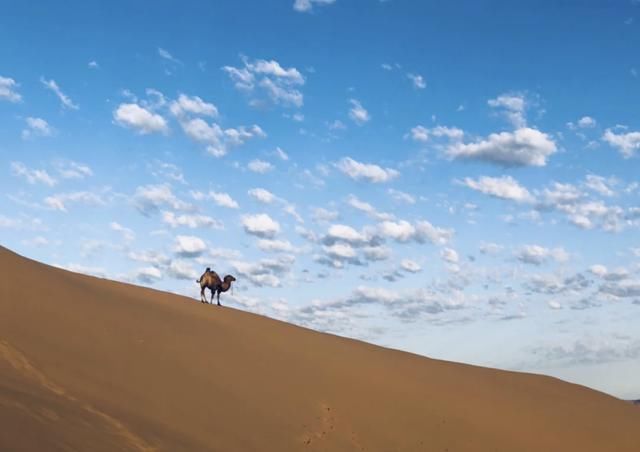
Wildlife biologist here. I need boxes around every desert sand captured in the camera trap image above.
[0,245,638,451]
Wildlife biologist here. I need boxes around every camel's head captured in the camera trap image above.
[224,275,236,283]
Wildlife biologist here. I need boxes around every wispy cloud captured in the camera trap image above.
[40,77,79,109]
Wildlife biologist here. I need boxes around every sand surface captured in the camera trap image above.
[1,245,638,451]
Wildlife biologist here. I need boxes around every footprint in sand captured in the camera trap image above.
[300,402,365,451]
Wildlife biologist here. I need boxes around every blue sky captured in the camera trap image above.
[1,0,640,398]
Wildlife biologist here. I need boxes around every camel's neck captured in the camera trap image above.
[220,281,231,292]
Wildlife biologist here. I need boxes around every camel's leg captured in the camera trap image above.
[210,287,216,304]
[217,289,222,306]
[200,286,206,303]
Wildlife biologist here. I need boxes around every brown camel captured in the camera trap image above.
[197,267,236,306]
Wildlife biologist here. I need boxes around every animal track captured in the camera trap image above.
[300,402,365,450]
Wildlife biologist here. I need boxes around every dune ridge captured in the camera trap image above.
[0,245,639,451]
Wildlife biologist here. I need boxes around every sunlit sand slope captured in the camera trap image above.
[1,245,638,451]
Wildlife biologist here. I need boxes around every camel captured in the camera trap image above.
[197,267,236,306]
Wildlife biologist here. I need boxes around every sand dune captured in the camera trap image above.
[0,245,638,451]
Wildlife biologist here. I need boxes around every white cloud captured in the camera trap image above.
[589,264,608,277]
[599,279,640,298]
[325,224,369,245]
[570,202,624,231]
[10,162,57,186]
[312,207,339,223]
[348,99,370,125]
[538,182,583,206]
[158,47,181,64]
[114,103,168,134]
[127,250,170,266]
[0,215,46,231]
[336,157,398,183]
[169,94,218,117]
[248,159,274,173]
[274,147,289,161]
[409,125,430,142]
[242,213,280,238]
[328,119,346,131]
[40,77,78,110]
[144,88,167,109]
[133,266,162,284]
[413,221,455,246]
[407,73,426,89]
[536,182,627,232]
[173,235,207,257]
[207,248,243,261]
[224,124,266,146]
[283,204,304,224]
[180,118,265,157]
[593,266,630,282]
[161,211,223,229]
[440,248,459,264]
[167,260,198,280]
[401,259,422,273]
[346,195,394,221]
[248,188,276,204]
[231,255,293,288]
[323,243,357,260]
[181,117,221,142]
[479,242,503,255]
[22,117,54,139]
[222,66,254,91]
[602,128,640,158]
[88,60,99,69]
[259,78,304,107]
[208,191,239,209]
[223,56,304,107]
[548,300,562,310]
[378,220,416,242]
[516,245,570,265]
[488,95,525,112]
[379,219,453,245]
[257,239,297,253]
[0,76,22,102]
[408,125,464,143]
[578,116,596,128]
[110,222,135,242]
[55,161,93,179]
[293,0,336,12]
[21,236,49,247]
[568,116,597,130]
[461,175,534,203]
[447,128,557,167]
[44,191,105,212]
[134,184,193,215]
[296,285,461,328]
[363,245,392,262]
[584,175,616,197]
[488,93,526,128]
[252,59,304,83]
[388,188,416,204]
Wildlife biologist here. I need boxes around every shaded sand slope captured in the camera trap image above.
[0,246,638,451]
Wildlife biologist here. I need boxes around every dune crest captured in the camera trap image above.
[1,245,639,451]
